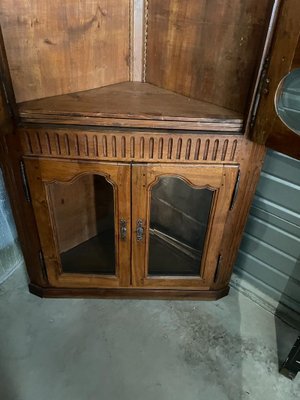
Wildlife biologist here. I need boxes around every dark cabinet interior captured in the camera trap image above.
[148,176,214,276]
[49,174,116,275]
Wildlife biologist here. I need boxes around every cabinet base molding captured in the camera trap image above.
[28,284,230,301]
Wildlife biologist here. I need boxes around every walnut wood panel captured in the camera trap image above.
[18,127,243,164]
[29,283,230,300]
[49,175,100,253]
[0,56,47,287]
[0,27,17,124]
[131,164,238,289]
[292,35,300,69]
[146,0,273,114]
[252,0,300,160]
[0,0,130,103]
[0,134,47,287]
[0,82,11,135]
[23,158,131,288]
[18,82,243,131]
[132,0,144,81]
[211,141,266,290]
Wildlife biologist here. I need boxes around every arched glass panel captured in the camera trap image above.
[48,174,115,275]
[148,176,214,276]
[275,68,300,135]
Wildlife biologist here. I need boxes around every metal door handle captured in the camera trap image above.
[120,219,127,241]
[136,219,144,241]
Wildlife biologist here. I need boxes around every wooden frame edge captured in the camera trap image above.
[28,283,230,300]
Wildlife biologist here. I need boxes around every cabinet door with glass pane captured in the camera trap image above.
[24,158,131,288]
[132,164,238,289]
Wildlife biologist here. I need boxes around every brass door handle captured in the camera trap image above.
[120,219,127,241]
[136,219,144,241]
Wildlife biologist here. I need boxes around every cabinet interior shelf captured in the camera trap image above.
[18,82,243,132]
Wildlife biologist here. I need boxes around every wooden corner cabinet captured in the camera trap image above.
[0,1,299,299]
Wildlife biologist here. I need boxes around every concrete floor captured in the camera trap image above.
[0,266,299,400]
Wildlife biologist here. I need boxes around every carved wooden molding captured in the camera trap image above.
[18,128,242,164]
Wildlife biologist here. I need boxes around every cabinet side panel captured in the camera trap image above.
[0,134,47,287]
[212,140,266,290]
[0,0,130,103]
[146,0,273,114]
[252,0,300,159]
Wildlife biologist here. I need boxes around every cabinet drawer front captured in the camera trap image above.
[24,158,131,288]
[131,163,239,289]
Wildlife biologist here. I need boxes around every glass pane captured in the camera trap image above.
[48,174,115,275]
[148,176,214,276]
[275,68,300,135]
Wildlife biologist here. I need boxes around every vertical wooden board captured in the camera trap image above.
[48,175,98,253]
[213,141,266,289]
[132,0,144,81]
[146,0,273,113]
[252,0,300,159]
[0,86,10,134]
[0,0,130,102]
[292,35,300,69]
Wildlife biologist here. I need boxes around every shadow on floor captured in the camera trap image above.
[275,255,300,372]
[0,266,243,400]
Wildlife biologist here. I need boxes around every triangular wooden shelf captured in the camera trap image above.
[18,82,243,131]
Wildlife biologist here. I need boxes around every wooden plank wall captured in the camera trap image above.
[146,0,273,113]
[0,0,130,102]
[235,150,300,314]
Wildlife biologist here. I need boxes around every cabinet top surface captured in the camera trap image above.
[18,82,243,132]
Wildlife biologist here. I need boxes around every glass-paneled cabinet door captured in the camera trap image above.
[24,159,131,288]
[131,164,238,289]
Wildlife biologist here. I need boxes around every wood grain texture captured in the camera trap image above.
[0,134,47,287]
[211,141,266,290]
[0,0,130,103]
[252,0,300,160]
[18,82,243,131]
[146,0,273,114]
[29,283,230,300]
[49,175,101,253]
[0,0,278,299]
[292,35,300,69]
[132,0,144,81]
[0,26,17,123]
[0,84,10,135]
[18,127,242,164]
[24,158,131,288]
[0,58,46,287]
[131,163,238,288]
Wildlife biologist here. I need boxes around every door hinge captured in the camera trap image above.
[38,250,48,281]
[250,56,271,129]
[1,82,12,115]
[20,160,31,203]
[214,255,223,283]
[230,170,240,210]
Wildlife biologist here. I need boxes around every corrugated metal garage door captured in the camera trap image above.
[234,150,300,314]
[0,169,23,284]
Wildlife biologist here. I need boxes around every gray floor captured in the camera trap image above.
[0,266,299,400]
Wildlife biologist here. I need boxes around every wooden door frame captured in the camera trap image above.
[131,163,239,289]
[252,0,300,160]
[24,158,131,288]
